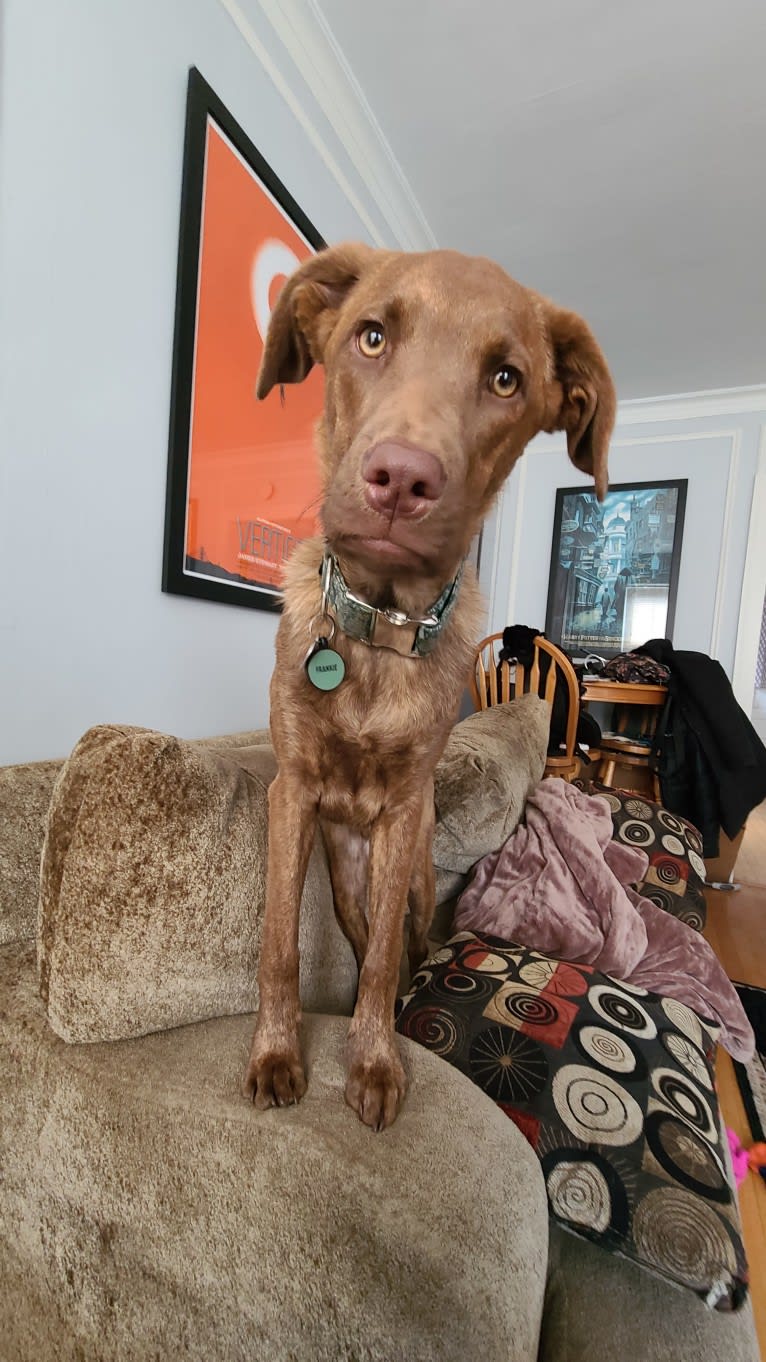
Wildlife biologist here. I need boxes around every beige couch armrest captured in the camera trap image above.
[2,940,549,1362]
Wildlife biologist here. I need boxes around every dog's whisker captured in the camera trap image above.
[298,492,324,521]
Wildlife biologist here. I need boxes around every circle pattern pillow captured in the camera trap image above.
[396,931,747,1310]
[588,785,707,930]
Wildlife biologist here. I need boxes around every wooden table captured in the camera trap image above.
[581,679,667,795]
[581,678,667,706]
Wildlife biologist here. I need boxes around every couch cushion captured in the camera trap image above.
[590,784,708,931]
[0,729,270,947]
[396,931,748,1309]
[1,939,548,1362]
[38,699,548,1044]
[540,1224,759,1362]
[39,725,357,1042]
[433,694,549,876]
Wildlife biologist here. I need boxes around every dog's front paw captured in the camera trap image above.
[242,1038,307,1110]
[345,1045,408,1132]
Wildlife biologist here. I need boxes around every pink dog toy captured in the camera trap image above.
[726,1128,750,1187]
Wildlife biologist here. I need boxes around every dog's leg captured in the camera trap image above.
[243,772,317,1109]
[345,798,422,1131]
[320,818,369,970]
[407,786,436,978]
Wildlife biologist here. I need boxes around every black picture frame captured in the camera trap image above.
[162,67,326,611]
[544,479,688,659]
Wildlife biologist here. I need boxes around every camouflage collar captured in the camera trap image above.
[320,552,463,658]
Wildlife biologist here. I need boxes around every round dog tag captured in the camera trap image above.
[305,640,345,691]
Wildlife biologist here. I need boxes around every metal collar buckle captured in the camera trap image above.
[381,606,438,630]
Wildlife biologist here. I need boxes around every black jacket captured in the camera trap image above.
[640,639,766,857]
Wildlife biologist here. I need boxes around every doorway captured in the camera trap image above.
[733,440,766,743]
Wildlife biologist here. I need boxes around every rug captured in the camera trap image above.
[733,982,766,1153]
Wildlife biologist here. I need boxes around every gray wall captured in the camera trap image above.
[0,0,393,764]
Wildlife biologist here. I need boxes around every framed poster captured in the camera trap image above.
[545,479,687,659]
[163,68,325,611]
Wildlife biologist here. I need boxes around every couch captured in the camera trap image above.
[0,706,759,1362]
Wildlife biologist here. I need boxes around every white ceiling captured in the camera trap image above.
[314,0,766,399]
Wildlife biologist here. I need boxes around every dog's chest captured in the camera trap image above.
[313,719,430,828]
[274,614,461,828]
[298,676,440,828]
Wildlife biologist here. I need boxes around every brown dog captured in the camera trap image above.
[243,244,615,1130]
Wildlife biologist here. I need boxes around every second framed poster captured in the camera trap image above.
[545,480,687,658]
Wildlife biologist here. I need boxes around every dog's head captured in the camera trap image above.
[257,244,615,586]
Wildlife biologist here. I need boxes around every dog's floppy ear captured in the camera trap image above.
[256,242,375,399]
[542,303,616,501]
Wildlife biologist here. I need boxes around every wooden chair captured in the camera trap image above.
[597,707,662,800]
[470,632,583,781]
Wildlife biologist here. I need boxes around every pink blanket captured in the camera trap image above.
[453,780,754,1061]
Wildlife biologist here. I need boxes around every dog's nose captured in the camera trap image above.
[361,442,446,519]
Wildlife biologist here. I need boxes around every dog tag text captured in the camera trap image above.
[304,637,345,691]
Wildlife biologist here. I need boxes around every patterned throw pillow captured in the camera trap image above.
[396,931,748,1309]
[592,786,708,931]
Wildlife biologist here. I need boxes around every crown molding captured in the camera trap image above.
[529,385,766,454]
[217,0,437,250]
[613,383,766,426]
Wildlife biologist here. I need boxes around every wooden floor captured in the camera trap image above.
[704,801,766,1358]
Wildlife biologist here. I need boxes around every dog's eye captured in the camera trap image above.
[490,366,521,398]
[357,324,387,358]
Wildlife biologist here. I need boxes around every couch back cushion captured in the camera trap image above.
[34,696,549,1044]
[0,729,274,947]
[38,726,357,1042]
[433,694,549,875]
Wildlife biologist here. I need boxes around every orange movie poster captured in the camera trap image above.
[184,118,323,597]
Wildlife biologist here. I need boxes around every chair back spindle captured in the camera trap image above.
[470,632,582,782]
